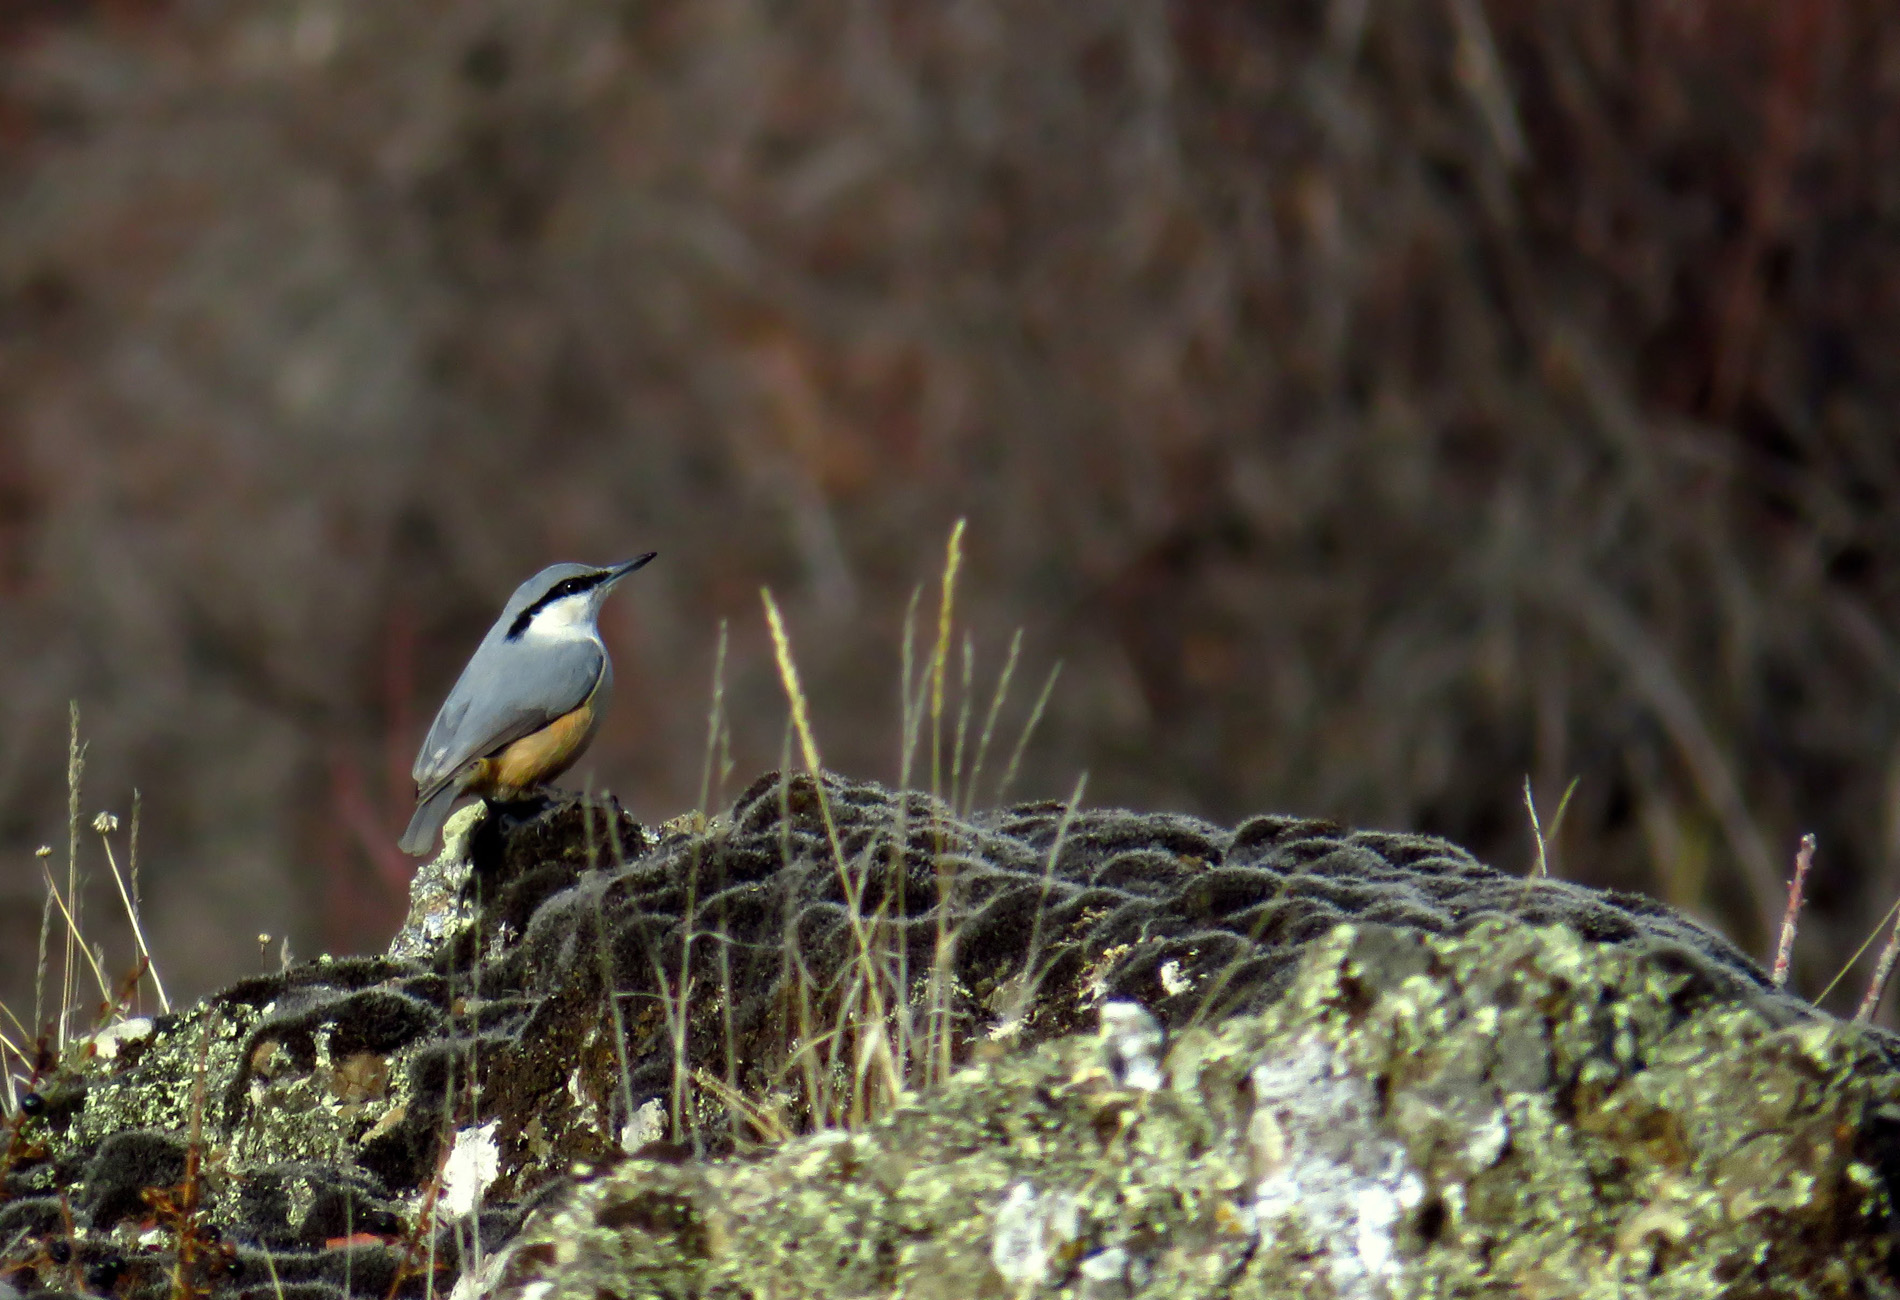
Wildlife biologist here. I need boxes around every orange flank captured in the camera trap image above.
[476,694,602,798]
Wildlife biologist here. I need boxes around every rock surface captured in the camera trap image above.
[496,921,1900,1299]
[1,771,1894,1298]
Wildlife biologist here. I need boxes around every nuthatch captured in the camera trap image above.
[399,555,656,856]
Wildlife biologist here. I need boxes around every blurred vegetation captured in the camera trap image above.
[0,0,1895,1017]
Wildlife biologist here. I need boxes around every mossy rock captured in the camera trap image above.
[488,919,1900,1299]
[2,773,1894,1298]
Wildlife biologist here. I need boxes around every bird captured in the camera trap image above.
[398,555,656,856]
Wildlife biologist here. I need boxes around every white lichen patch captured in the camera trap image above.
[619,1097,666,1153]
[90,1017,153,1061]
[990,1181,1081,1286]
[1077,1245,1138,1300]
[1464,1105,1509,1169]
[448,1246,509,1300]
[1248,1036,1424,1299]
[1098,1001,1166,1091]
[441,1119,503,1218]
[1158,959,1194,996]
[386,803,482,961]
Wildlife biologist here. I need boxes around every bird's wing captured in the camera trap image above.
[411,636,605,797]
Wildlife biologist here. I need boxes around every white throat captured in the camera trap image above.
[524,594,602,644]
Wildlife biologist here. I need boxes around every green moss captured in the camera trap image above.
[493,921,1900,1299]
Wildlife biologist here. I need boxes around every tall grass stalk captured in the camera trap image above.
[963,629,1023,818]
[38,864,111,1015]
[99,819,169,1013]
[1817,894,1900,1007]
[928,519,966,804]
[671,620,731,1145]
[761,588,900,1113]
[604,524,1059,1143]
[995,663,1060,806]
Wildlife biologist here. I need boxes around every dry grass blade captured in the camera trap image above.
[692,1068,792,1146]
[929,519,966,802]
[666,619,733,1146]
[1524,777,1547,878]
[963,628,1023,818]
[760,591,849,870]
[896,585,926,789]
[260,1245,287,1300]
[1817,894,1900,1008]
[888,593,922,1078]
[0,1019,28,1111]
[39,864,111,1018]
[1857,898,1900,1023]
[33,878,51,1052]
[760,588,899,1105]
[99,820,169,1013]
[129,789,142,911]
[1523,776,1580,879]
[995,662,1060,807]
[581,801,639,1149]
[989,771,1087,1040]
[0,1021,25,1071]
[948,633,974,814]
[64,704,83,1051]
[0,998,34,1093]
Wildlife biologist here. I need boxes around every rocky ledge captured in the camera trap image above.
[1,771,1895,1299]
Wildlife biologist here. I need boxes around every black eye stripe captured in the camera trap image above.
[504,572,607,639]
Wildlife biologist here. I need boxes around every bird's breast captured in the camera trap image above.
[476,697,606,797]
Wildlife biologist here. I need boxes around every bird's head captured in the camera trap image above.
[502,554,656,642]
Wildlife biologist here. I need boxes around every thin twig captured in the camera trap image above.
[1858,893,1900,1023]
[1771,834,1814,989]
[1537,568,1784,937]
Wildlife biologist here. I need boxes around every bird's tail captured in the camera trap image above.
[400,782,465,857]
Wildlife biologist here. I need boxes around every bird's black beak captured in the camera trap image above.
[607,552,658,584]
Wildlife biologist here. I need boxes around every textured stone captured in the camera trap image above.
[1,771,1892,1298]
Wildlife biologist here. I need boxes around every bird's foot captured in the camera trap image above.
[483,789,557,830]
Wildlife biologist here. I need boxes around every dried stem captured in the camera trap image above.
[1857,894,1900,1024]
[100,824,169,1013]
[1771,833,1814,989]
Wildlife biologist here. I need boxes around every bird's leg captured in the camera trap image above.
[484,789,557,833]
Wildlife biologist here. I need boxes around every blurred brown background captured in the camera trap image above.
[1,0,1896,1019]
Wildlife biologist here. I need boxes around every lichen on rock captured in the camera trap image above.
[479,918,1900,1299]
[2,772,1896,1298]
